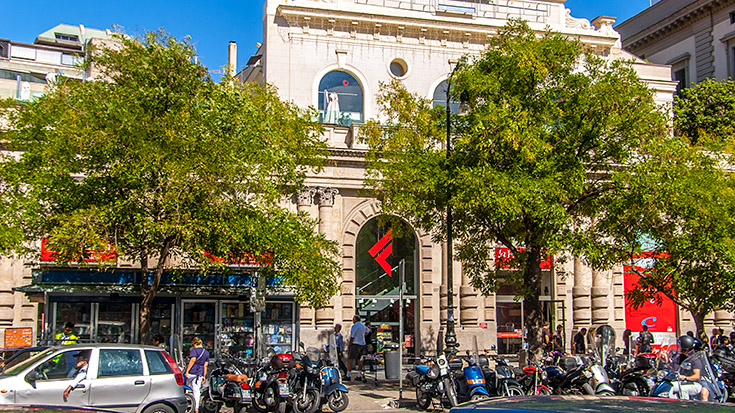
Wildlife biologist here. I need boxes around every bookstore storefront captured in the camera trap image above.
[17,269,297,358]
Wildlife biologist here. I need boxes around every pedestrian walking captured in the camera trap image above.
[622,329,632,356]
[184,337,210,413]
[636,325,654,354]
[572,328,586,355]
[552,324,564,353]
[541,322,552,353]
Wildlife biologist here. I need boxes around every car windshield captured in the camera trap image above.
[2,348,54,376]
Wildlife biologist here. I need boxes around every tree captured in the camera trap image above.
[0,31,341,343]
[674,78,735,147]
[361,21,666,359]
[596,136,735,338]
[593,79,735,338]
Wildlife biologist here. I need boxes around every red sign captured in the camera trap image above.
[479,323,488,329]
[40,237,117,263]
[624,253,677,340]
[205,251,272,267]
[495,247,551,269]
[368,229,393,276]
[497,332,522,338]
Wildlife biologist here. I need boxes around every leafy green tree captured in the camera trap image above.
[0,31,340,343]
[674,78,735,147]
[361,21,666,359]
[595,137,735,337]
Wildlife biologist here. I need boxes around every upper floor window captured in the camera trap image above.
[318,71,363,126]
[432,80,461,114]
[55,34,79,42]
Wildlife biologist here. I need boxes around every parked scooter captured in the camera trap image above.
[585,325,617,396]
[545,355,594,395]
[251,353,294,413]
[482,356,524,396]
[318,334,349,412]
[200,354,252,413]
[408,353,459,410]
[288,345,321,413]
[454,341,491,402]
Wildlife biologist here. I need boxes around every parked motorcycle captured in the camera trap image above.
[585,325,617,396]
[408,353,458,410]
[251,353,293,413]
[482,356,524,396]
[288,345,322,413]
[545,355,594,395]
[517,361,551,395]
[454,347,491,402]
[606,353,654,396]
[200,355,252,413]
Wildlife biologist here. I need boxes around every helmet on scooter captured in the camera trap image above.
[692,338,704,351]
[678,335,696,352]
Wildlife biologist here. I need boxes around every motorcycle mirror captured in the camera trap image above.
[299,341,305,350]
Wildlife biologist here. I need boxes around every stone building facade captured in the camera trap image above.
[618,0,735,333]
[241,0,678,353]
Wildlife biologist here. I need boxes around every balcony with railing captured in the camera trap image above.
[352,0,550,23]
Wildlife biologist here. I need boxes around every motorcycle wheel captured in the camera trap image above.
[470,393,488,401]
[328,390,349,412]
[598,391,615,397]
[276,401,287,413]
[621,378,649,397]
[292,388,320,413]
[444,378,459,407]
[251,393,269,413]
[199,389,221,413]
[504,384,524,397]
[184,392,195,413]
[416,385,432,410]
[582,383,595,396]
[537,387,552,396]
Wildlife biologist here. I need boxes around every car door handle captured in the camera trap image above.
[76,384,86,389]
[134,380,145,385]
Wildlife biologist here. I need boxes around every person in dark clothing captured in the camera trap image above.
[636,325,654,354]
[552,324,564,353]
[541,322,552,353]
[573,328,587,354]
[622,329,632,356]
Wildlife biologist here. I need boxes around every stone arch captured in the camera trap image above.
[340,199,436,352]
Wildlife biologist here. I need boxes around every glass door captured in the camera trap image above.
[220,301,254,358]
[496,300,523,355]
[96,302,133,343]
[182,301,216,356]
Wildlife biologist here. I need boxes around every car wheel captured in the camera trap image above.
[184,392,195,413]
[142,403,175,413]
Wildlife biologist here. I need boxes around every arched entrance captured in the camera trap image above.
[354,216,418,354]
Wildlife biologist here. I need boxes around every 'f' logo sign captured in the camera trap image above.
[368,229,393,276]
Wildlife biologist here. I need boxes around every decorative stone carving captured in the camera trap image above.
[316,187,339,207]
[565,9,592,31]
[297,187,316,206]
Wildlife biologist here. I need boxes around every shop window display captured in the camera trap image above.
[220,302,255,358]
[183,302,216,355]
[263,302,293,355]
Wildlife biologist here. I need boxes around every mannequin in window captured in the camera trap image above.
[324,91,340,124]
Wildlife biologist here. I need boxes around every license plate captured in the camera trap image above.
[468,379,485,384]
[241,389,251,399]
[583,370,592,378]
[278,383,290,396]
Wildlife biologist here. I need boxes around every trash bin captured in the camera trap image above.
[384,345,400,380]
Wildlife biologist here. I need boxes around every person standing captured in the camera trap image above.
[333,324,347,375]
[541,322,551,353]
[710,328,721,352]
[184,337,210,413]
[572,328,587,355]
[346,314,368,382]
[636,325,654,354]
[552,324,564,353]
[622,329,632,356]
[55,322,79,345]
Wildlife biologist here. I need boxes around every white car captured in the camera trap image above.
[0,344,187,413]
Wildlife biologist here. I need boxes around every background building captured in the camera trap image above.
[241,0,677,354]
[617,0,735,92]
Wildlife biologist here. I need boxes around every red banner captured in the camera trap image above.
[497,331,522,338]
[204,251,272,267]
[624,253,677,344]
[495,247,551,269]
[40,237,117,263]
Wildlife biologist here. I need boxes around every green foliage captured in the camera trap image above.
[362,20,666,357]
[0,30,340,308]
[674,78,735,148]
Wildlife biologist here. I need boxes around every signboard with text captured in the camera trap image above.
[4,328,33,348]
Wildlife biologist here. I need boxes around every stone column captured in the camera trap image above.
[459,267,480,326]
[315,187,339,326]
[572,257,592,328]
[591,269,611,325]
[296,188,316,327]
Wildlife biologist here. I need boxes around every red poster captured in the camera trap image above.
[40,237,117,263]
[494,247,551,269]
[624,256,678,347]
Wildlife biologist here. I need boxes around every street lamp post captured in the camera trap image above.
[444,61,459,355]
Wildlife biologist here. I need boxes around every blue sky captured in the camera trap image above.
[3,1,652,81]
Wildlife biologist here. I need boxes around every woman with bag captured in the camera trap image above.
[184,337,210,413]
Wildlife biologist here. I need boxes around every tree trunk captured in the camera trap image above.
[139,239,172,345]
[691,310,707,342]
[523,245,544,362]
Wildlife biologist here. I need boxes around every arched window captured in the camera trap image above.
[355,216,416,296]
[432,80,460,114]
[318,71,363,126]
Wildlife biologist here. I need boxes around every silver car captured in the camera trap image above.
[0,343,187,413]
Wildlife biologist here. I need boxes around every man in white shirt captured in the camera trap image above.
[346,314,368,381]
[63,352,89,402]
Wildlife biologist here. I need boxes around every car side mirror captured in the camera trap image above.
[25,371,36,389]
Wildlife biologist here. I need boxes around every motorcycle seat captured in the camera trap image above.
[225,374,249,383]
